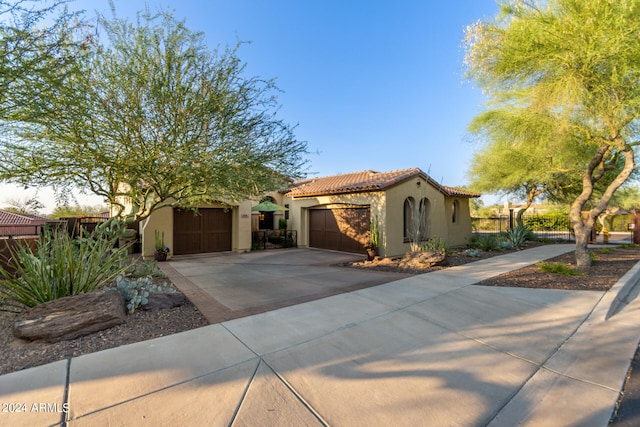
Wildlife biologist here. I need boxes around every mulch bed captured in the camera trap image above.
[475,247,640,291]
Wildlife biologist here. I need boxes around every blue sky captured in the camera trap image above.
[2,0,502,212]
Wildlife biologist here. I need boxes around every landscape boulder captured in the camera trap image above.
[142,292,186,311]
[13,290,126,342]
[398,250,447,269]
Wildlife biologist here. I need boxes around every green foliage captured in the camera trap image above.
[537,261,583,277]
[125,260,168,279]
[470,234,500,251]
[502,225,534,249]
[51,204,109,218]
[620,243,640,249]
[154,230,168,253]
[278,218,287,230]
[421,236,450,254]
[0,1,89,119]
[609,186,640,211]
[105,275,175,314]
[367,215,380,249]
[0,10,307,221]
[0,219,130,312]
[464,0,640,266]
[522,214,571,232]
[464,248,482,257]
[599,247,615,255]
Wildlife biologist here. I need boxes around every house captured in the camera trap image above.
[0,210,57,237]
[135,168,480,259]
[284,168,479,257]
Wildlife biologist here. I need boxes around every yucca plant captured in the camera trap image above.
[0,219,131,313]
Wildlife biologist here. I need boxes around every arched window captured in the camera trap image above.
[403,197,415,240]
[452,200,459,223]
[419,198,430,238]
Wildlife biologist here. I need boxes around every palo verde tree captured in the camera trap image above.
[464,0,640,266]
[0,0,88,117]
[1,9,307,220]
[467,130,571,226]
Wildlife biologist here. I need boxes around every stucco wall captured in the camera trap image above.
[140,201,253,259]
[141,205,173,260]
[234,201,252,252]
[286,192,385,249]
[383,178,448,257]
[444,196,473,247]
[286,178,475,258]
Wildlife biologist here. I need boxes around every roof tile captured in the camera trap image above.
[0,210,53,225]
[286,168,480,198]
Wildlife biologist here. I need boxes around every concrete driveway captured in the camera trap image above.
[162,248,408,323]
[4,244,640,426]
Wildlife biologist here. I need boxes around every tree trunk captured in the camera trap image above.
[568,142,635,267]
[573,224,592,267]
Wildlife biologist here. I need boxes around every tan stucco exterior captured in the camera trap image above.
[285,175,474,258]
[136,200,255,260]
[123,170,476,260]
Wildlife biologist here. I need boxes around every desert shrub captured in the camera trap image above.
[472,234,501,251]
[620,243,640,249]
[522,214,570,232]
[0,219,130,312]
[125,260,168,279]
[421,236,450,254]
[537,261,583,276]
[105,275,175,314]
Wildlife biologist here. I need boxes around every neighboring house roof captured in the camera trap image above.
[286,168,480,198]
[0,210,53,225]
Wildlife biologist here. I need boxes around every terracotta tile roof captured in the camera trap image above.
[286,168,480,198]
[441,185,481,198]
[0,210,53,225]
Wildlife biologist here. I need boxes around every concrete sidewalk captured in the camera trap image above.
[2,244,640,426]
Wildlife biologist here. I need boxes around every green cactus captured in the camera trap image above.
[105,275,175,314]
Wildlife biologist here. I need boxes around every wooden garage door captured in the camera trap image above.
[173,208,232,255]
[309,208,370,254]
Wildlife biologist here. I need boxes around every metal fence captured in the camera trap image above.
[472,215,574,241]
[252,230,298,250]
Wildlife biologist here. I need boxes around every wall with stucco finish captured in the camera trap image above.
[383,177,447,257]
[285,192,385,250]
[127,178,474,260]
[140,205,173,260]
[444,196,473,247]
[285,177,474,258]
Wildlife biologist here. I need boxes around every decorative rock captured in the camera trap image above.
[13,290,126,342]
[398,250,447,269]
[142,293,186,311]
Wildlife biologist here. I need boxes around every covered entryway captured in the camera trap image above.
[309,207,370,254]
[173,208,232,255]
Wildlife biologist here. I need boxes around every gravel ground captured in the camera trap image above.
[2,242,640,418]
[0,292,208,376]
[476,246,640,291]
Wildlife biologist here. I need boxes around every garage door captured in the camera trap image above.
[173,208,232,255]
[309,208,370,254]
